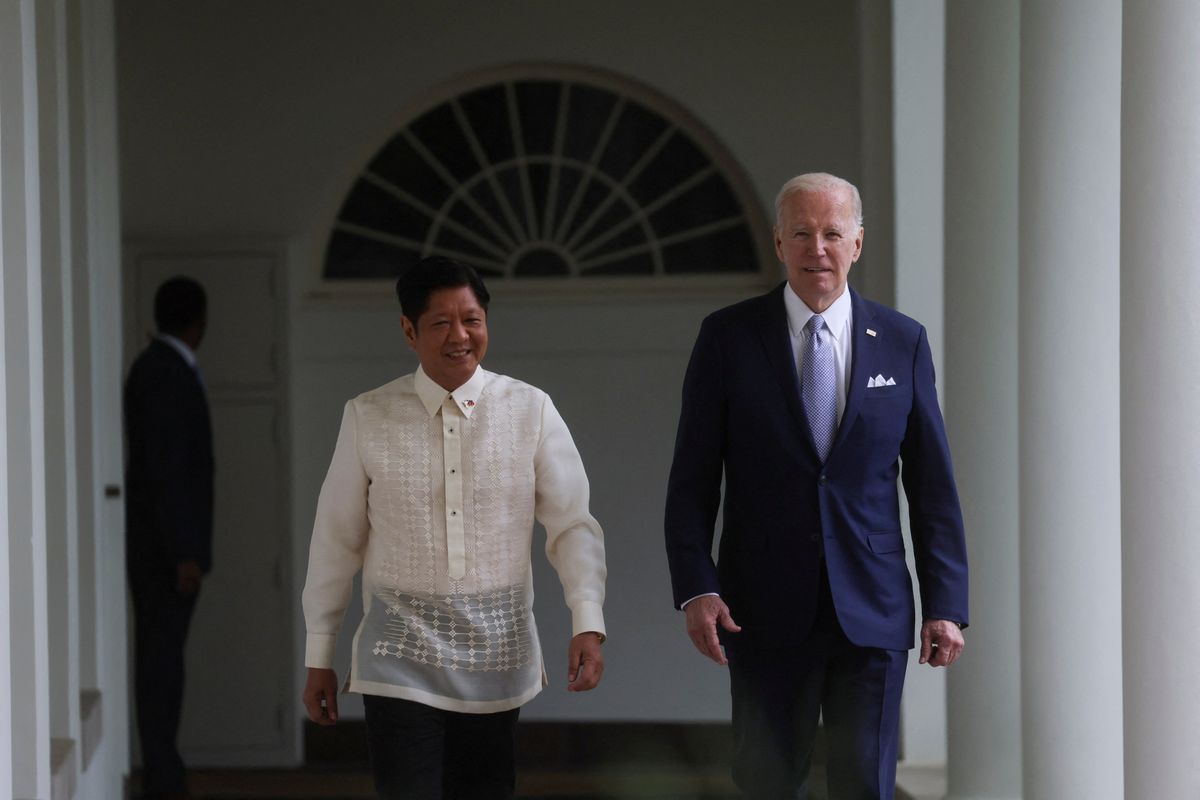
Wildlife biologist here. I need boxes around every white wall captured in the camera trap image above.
[116,2,866,238]
[114,1,876,732]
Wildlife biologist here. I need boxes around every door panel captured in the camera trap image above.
[179,399,286,756]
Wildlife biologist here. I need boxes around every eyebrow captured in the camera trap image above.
[790,223,846,232]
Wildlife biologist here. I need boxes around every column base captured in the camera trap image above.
[897,763,945,799]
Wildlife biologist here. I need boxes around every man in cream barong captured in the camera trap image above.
[301,256,607,800]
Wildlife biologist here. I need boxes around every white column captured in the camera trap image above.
[65,0,99,704]
[1120,3,1200,796]
[892,0,948,767]
[77,0,130,794]
[0,81,13,800]
[0,0,53,796]
[1018,1,1123,798]
[38,0,84,765]
[943,2,1022,797]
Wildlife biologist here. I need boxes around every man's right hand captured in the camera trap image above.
[302,667,339,726]
[685,595,741,665]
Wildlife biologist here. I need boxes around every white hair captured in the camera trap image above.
[774,172,864,228]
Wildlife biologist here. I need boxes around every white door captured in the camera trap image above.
[131,248,292,765]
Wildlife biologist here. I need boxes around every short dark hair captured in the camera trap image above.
[395,256,490,322]
[154,276,207,334]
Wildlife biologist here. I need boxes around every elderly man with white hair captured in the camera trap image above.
[666,172,969,799]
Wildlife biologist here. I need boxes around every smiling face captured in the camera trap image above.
[401,285,489,391]
[774,188,864,313]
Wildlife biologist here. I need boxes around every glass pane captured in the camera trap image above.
[338,181,428,241]
[459,84,514,165]
[368,134,452,207]
[515,81,560,156]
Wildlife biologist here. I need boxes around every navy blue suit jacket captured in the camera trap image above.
[124,339,215,573]
[665,284,968,651]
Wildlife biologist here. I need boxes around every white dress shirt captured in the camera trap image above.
[783,283,853,426]
[157,333,198,368]
[302,366,606,713]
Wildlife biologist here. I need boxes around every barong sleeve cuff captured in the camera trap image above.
[305,633,337,669]
[570,600,606,640]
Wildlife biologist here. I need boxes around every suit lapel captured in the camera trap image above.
[755,284,810,443]
[832,288,874,455]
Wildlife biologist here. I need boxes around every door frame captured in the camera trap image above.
[123,238,296,766]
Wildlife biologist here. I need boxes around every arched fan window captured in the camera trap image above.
[324,66,768,284]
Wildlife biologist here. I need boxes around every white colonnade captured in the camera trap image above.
[0,0,126,797]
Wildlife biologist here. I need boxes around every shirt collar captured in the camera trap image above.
[156,333,198,368]
[784,283,852,343]
[414,365,489,418]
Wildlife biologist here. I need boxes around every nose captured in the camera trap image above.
[447,318,467,340]
[805,236,826,256]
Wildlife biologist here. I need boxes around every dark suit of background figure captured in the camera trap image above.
[665,176,968,799]
[125,336,213,799]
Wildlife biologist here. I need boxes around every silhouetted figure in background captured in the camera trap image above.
[125,277,213,800]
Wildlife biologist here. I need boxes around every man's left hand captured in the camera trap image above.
[176,560,203,596]
[567,632,604,692]
[919,619,964,667]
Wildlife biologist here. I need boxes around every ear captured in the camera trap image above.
[851,225,865,262]
[400,315,418,349]
[773,225,785,262]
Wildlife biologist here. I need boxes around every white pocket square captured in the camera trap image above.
[867,374,897,388]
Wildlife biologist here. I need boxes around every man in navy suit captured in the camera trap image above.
[125,277,214,800]
[665,173,968,799]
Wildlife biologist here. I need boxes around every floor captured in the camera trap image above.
[133,720,924,799]
[161,765,748,799]
[136,763,920,799]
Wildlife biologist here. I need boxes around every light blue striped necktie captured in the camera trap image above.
[801,314,836,461]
